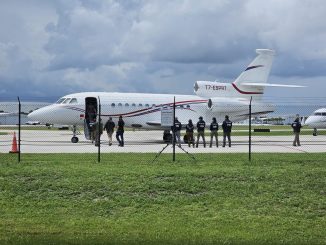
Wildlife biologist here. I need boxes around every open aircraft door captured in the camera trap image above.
[84,97,98,140]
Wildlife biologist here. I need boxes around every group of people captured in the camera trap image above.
[172,115,233,148]
[90,116,125,147]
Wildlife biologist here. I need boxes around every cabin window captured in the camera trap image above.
[125,103,129,106]
[145,104,149,107]
[132,103,136,107]
[118,103,122,106]
[139,103,143,107]
[69,98,78,104]
[111,103,115,107]
[152,104,156,107]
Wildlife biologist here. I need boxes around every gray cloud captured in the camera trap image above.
[0,0,326,102]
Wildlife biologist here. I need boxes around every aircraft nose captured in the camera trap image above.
[28,106,55,123]
[304,117,312,126]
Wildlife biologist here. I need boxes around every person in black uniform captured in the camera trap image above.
[222,115,232,147]
[104,117,115,146]
[196,116,206,148]
[209,117,219,147]
[116,115,125,147]
[291,116,302,146]
[186,119,195,147]
[171,117,182,147]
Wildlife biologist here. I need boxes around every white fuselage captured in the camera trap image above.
[305,108,326,129]
[28,91,274,129]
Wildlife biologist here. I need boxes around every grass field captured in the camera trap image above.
[1,153,326,244]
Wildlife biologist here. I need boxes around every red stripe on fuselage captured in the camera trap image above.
[232,83,263,95]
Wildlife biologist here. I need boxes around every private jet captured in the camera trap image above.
[305,108,326,136]
[28,49,303,143]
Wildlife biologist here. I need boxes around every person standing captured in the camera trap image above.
[94,119,103,147]
[171,117,182,147]
[116,115,125,147]
[196,116,206,148]
[222,115,232,147]
[209,117,219,147]
[104,117,115,146]
[186,119,195,147]
[291,116,302,146]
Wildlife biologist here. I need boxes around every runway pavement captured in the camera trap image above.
[0,129,325,153]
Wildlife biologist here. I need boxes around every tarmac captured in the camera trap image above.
[1,129,325,153]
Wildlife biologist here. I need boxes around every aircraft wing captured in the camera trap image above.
[146,121,161,126]
[242,83,306,88]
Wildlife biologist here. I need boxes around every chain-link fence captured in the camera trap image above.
[1,98,326,163]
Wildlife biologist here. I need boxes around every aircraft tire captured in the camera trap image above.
[163,133,172,143]
[71,136,79,143]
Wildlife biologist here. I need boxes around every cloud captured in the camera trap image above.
[0,0,326,103]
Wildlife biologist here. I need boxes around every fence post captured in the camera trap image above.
[249,96,252,162]
[173,96,176,162]
[98,96,101,163]
[17,96,21,162]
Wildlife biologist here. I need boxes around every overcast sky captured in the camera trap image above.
[0,0,326,103]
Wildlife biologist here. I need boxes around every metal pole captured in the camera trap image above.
[249,96,252,162]
[98,96,101,163]
[18,96,21,162]
[173,96,176,162]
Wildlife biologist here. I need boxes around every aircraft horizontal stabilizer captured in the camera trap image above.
[242,83,306,88]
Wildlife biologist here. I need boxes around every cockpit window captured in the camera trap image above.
[69,98,78,104]
[62,98,71,104]
[56,98,66,104]
[314,112,322,116]
[323,113,326,116]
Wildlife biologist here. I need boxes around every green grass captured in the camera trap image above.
[1,153,326,244]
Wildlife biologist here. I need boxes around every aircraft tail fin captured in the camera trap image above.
[234,49,275,87]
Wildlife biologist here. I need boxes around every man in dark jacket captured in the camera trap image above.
[104,117,115,146]
[291,116,302,146]
[171,117,182,147]
[186,119,195,147]
[210,117,219,147]
[116,115,125,147]
[222,115,232,147]
[196,116,206,148]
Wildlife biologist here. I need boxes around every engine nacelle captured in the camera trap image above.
[194,81,229,98]
[207,97,249,112]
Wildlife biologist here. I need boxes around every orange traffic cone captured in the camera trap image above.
[9,132,19,153]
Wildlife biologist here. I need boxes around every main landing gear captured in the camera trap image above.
[71,125,79,143]
[313,128,318,136]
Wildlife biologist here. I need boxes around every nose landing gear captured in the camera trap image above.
[71,125,79,143]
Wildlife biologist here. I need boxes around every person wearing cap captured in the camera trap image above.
[291,116,302,146]
[209,117,219,147]
[222,115,232,147]
[104,117,115,146]
[171,117,182,147]
[186,119,195,147]
[116,115,125,147]
[196,116,206,148]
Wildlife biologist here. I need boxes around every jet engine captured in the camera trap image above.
[207,97,249,112]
